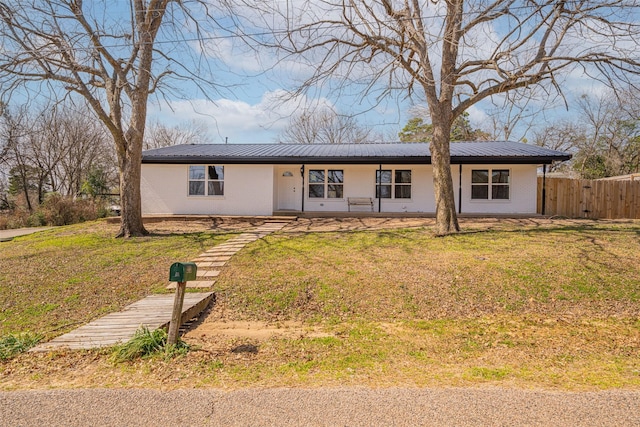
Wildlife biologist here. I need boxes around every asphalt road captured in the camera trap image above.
[1,387,639,426]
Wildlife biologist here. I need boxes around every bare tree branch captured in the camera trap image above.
[277,108,373,144]
[0,0,229,236]
[236,0,640,233]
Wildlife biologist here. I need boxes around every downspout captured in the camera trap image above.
[300,164,305,213]
[378,163,382,213]
[541,164,547,215]
[458,164,462,214]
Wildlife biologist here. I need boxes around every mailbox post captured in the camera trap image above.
[167,262,197,346]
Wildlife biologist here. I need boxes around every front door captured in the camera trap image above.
[277,169,300,211]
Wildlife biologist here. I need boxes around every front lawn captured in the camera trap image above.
[1,218,639,390]
[0,220,233,337]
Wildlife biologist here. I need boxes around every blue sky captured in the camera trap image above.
[4,1,630,145]
[136,1,618,145]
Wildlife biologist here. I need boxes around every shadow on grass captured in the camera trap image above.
[452,221,640,236]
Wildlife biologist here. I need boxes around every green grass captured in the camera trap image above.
[0,333,42,360]
[110,327,189,363]
[0,220,233,337]
[177,316,639,389]
[216,222,640,321]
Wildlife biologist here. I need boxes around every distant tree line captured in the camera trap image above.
[0,99,205,228]
[279,97,640,182]
[533,90,640,179]
[0,102,117,214]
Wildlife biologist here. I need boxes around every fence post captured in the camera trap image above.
[541,165,547,215]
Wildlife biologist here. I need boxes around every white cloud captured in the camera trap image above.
[466,104,489,126]
[148,90,335,144]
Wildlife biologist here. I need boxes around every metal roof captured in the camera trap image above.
[141,142,571,165]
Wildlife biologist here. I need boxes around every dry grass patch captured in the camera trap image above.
[2,315,638,391]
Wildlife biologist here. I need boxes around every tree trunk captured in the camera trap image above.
[37,178,44,205]
[116,135,147,238]
[18,166,33,212]
[22,181,32,212]
[430,113,460,236]
[111,5,161,239]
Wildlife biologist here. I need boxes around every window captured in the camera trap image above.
[471,169,509,200]
[188,165,224,196]
[308,169,343,198]
[376,169,411,199]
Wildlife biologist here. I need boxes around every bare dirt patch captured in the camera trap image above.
[279,216,624,233]
[184,300,332,343]
[185,321,330,340]
[134,214,636,235]
[142,218,272,234]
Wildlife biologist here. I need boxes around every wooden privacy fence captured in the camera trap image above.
[537,177,640,219]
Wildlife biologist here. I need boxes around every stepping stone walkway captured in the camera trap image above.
[167,221,289,290]
[31,221,291,351]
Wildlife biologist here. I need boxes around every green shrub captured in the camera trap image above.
[0,333,43,360]
[110,327,189,363]
[38,193,102,226]
[27,211,46,227]
[96,206,111,219]
[0,194,109,229]
[40,193,78,225]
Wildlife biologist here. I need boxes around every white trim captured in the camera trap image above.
[470,168,511,201]
[308,168,345,200]
[376,168,412,200]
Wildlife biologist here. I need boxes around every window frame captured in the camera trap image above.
[376,169,412,200]
[308,168,344,199]
[471,168,510,201]
[188,165,225,197]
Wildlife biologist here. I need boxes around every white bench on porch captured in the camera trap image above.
[347,197,374,212]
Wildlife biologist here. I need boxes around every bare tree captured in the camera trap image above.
[241,0,640,234]
[0,105,34,210]
[483,92,545,142]
[532,121,585,173]
[0,1,225,237]
[144,119,211,149]
[277,109,373,144]
[535,90,640,178]
[49,108,115,197]
[533,121,584,153]
[0,102,116,208]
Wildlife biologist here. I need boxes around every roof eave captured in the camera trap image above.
[142,155,572,165]
[451,155,572,165]
[141,156,435,165]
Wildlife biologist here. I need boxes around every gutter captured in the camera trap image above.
[142,155,571,165]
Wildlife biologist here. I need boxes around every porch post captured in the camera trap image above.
[300,164,305,212]
[378,164,382,213]
[541,164,547,215]
[458,164,462,214]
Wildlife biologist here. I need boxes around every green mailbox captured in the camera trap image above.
[169,262,197,282]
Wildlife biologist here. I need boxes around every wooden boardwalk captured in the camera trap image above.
[31,221,291,352]
[32,293,214,351]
